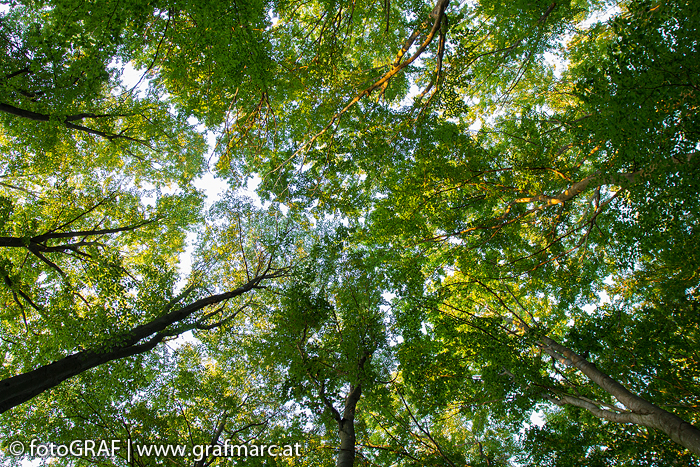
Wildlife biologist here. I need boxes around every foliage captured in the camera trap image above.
[0,0,699,465]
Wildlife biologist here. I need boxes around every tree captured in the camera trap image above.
[0,267,279,414]
[0,190,301,413]
[0,0,288,419]
[255,233,389,467]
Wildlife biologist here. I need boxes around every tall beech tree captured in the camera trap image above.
[0,189,296,413]
[0,263,281,414]
[254,234,390,467]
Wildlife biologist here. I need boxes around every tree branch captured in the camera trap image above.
[540,336,700,455]
[0,268,279,414]
[0,102,147,145]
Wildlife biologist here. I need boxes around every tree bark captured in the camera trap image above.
[0,274,272,414]
[514,170,642,207]
[541,336,700,456]
[337,383,362,467]
[0,101,144,143]
[0,222,153,254]
[312,354,368,467]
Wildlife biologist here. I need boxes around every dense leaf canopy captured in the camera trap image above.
[0,0,698,465]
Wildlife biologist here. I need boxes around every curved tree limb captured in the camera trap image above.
[540,336,700,456]
[0,267,282,414]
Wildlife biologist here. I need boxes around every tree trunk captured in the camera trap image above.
[541,336,700,456]
[337,383,362,467]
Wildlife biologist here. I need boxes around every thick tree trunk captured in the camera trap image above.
[337,383,362,467]
[541,336,700,456]
[0,276,268,414]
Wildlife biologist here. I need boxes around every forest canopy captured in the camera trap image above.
[0,0,699,465]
